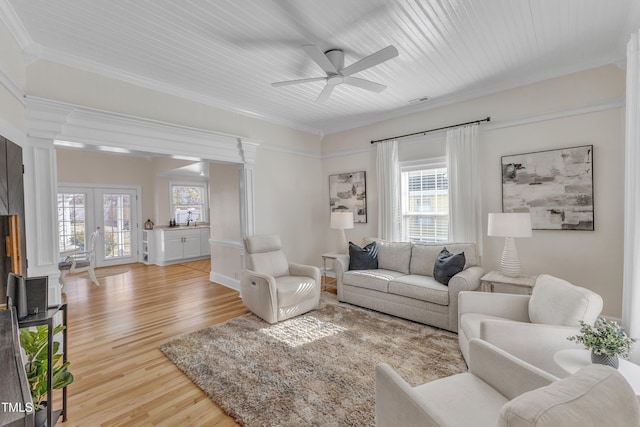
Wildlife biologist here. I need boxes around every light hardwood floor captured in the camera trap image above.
[60,260,248,426]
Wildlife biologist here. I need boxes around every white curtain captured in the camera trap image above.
[446,124,482,255]
[623,29,640,341]
[376,140,401,241]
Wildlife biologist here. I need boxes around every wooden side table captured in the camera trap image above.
[481,271,537,294]
[321,252,341,290]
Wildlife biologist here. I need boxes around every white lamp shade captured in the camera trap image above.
[487,213,532,238]
[330,211,354,229]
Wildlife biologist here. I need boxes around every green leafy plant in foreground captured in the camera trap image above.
[20,324,74,409]
[568,318,634,358]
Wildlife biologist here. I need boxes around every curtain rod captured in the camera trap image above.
[370,116,491,144]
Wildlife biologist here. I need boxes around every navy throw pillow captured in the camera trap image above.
[433,248,465,285]
[349,242,378,270]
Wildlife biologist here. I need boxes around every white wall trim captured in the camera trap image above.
[209,239,243,249]
[322,57,623,135]
[321,98,625,159]
[0,65,24,104]
[0,0,34,49]
[210,271,240,292]
[25,96,261,164]
[483,99,624,132]
[258,141,322,159]
[34,45,322,136]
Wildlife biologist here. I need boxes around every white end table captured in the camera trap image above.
[554,349,640,396]
[321,252,342,290]
[480,271,537,294]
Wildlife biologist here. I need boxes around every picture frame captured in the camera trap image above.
[501,145,594,230]
[329,171,367,223]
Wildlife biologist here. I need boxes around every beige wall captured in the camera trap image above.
[322,65,625,318]
[0,13,628,316]
[33,60,325,267]
[0,18,25,136]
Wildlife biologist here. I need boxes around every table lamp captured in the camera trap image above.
[488,212,532,277]
[331,211,354,254]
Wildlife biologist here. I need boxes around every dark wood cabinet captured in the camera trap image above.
[0,138,8,215]
[0,137,26,300]
[6,139,24,217]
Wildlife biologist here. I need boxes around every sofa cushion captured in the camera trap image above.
[528,274,603,327]
[408,244,441,276]
[348,241,378,270]
[498,365,639,427]
[410,243,478,276]
[343,269,406,293]
[433,248,466,285]
[389,275,449,306]
[369,239,412,274]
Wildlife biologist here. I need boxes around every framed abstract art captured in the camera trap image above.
[501,145,594,230]
[329,171,367,223]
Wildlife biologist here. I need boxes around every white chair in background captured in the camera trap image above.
[58,230,100,290]
[241,234,321,324]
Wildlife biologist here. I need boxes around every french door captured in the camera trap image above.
[58,185,140,267]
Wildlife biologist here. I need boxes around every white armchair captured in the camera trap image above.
[58,230,100,290]
[376,338,639,427]
[458,274,603,377]
[241,234,321,324]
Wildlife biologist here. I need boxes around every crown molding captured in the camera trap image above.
[36,45,323,137]
[321,98,624,159]
[25,96,261,164]
[0,64,24,104]
[321,56,624,136]
[0,0,33,49]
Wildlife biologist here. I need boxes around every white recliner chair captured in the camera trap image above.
[241,234,321,324]
[458,274,603,377]
[376,338,639,427]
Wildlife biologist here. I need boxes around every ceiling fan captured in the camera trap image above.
[272,44,399,103]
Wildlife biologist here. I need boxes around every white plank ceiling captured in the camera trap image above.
[4,0,640,135]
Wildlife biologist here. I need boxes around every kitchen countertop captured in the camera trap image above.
[152,224,211,230]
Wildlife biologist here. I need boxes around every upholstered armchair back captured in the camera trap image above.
[528,274,603,326]
[244,234,290,278]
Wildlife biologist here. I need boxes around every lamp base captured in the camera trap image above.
[499,237,521,277]
[336,229,348,254]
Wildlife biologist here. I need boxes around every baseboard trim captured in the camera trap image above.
[210,271,240,292]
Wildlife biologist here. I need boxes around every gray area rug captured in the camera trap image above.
[160,294,467,427]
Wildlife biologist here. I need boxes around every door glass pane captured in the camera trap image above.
[103,193,132,259]
[58,193,86,252]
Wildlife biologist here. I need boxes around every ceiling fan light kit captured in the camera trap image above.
[272,44,399,103]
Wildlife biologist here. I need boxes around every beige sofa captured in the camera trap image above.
[376,338,639,427]
[333,238,483,332]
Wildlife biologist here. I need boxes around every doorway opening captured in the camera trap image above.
[58,185,141,267]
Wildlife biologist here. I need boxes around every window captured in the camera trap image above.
[170,183,208,224]
[57,192,87,251]
[401,159,449,242]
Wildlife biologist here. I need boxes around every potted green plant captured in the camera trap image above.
[567,318,634,368]
[20,324,74,426]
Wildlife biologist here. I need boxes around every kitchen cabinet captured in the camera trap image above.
[151,227,210,266]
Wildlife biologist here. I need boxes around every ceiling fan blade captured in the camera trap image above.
[301,44,338,75]
[315,84,335,103]
[343,76,387,92]
[271,76,327,87]
[341,45,399,76]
